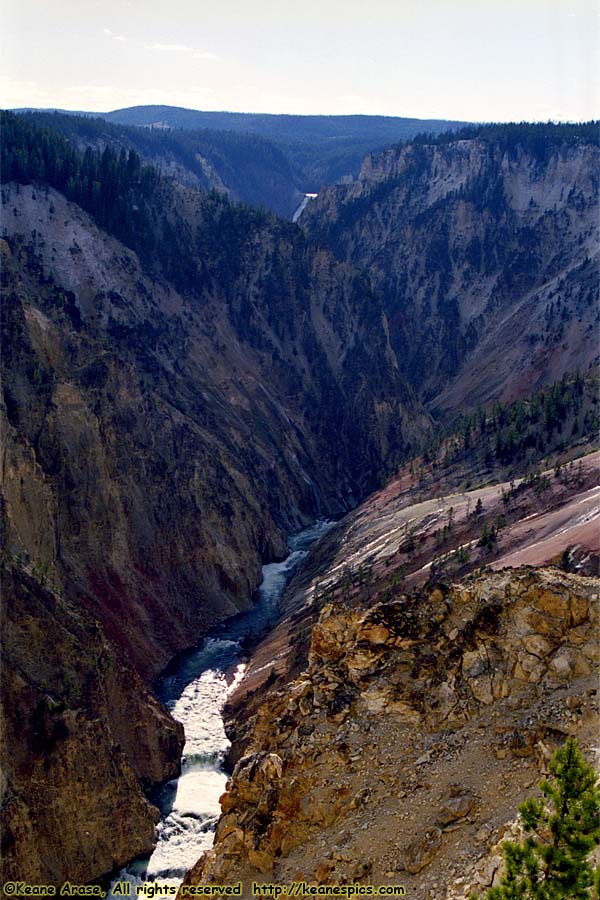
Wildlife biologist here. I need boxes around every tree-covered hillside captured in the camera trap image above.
[410,120,600,158]
[408,370,599,478]
[14,104,468,192]
[13,110,301,217]
[102,106,469,190]
[1,110,293,296]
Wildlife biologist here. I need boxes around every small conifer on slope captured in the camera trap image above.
[472,737,600,899]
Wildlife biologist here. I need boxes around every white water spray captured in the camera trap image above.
[108,519,333,896]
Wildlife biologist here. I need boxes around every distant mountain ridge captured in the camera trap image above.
[11,104,469,197]
[100,104,465,141]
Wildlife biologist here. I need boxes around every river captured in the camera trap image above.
[108,519,333,897]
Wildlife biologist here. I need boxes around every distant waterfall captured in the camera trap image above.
[292,192,318,223]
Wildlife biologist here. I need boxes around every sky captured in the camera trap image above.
[1,0,598,122]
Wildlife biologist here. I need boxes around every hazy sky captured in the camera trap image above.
[1,0,598,121]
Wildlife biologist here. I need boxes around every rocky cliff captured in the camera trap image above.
[0,565,184,884]
[1,184,416,680]
[0,171,418,883]
[220,445,598,732]
[186,567,599,898]
[303,129,600,415]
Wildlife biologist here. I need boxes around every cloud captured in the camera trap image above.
[103,28,127,42]
[147,42,190,51]
[146,42,218,59]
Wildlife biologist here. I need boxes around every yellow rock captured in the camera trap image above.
[521,634,555,658]
[548,647,591,679]
[215,813,242,842]
[569,593,590,627]
[248,848,274,874]
[219,791,236,813]
[535,589,570,618]
[357,622,390,644]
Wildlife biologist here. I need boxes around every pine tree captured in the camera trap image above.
[479,738,600,899]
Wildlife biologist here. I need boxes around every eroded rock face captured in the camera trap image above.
[185,568,598,897]
[0,181,417,884]
[0,567,184,885]
[1,189,416,682]
[304,138,600,413]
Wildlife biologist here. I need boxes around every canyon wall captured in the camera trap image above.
[304,136,599,415]
[0,178,416,883]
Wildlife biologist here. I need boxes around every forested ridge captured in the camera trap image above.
[14,110,300,215]
[12,104,469,191]
[409,120,600,158]
[1,110,296,297]
[2,110,161,249]
[411,370,599,475]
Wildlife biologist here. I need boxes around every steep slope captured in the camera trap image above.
[15,111,303,218]
[303,124,600,415]
[223,448,599,735]
[203,409,599,893]
[0,566,184,885]
[185,567,599,898]
[1,180,417,680]
[0,146,419,883]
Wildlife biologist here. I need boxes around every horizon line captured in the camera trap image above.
[5,104,600,126]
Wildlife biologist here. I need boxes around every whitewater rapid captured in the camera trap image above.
[108,519,333,896]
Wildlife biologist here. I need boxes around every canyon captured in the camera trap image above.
[0,114,598,891]
[0,171,416,883]
[14,107,468,212]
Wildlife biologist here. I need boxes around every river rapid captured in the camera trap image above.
[108,519,333,897]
